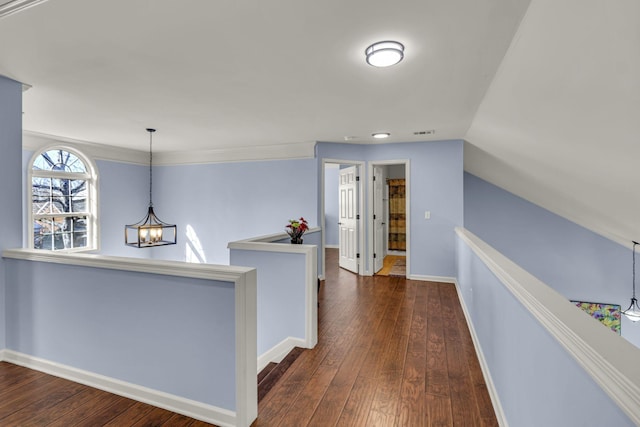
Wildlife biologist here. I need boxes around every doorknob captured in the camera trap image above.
[338,222,343,225]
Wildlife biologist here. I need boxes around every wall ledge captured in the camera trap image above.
[455,227,640,424]
[2,248,252,282]
[228,227,320,254]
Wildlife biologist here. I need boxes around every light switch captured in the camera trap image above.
[424,211,431,220]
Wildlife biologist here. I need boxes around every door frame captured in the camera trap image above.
[367,159,410,278]
[320,158,365,278]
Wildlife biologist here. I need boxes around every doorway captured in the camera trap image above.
[369,160,409,277]
[321,159,365,278]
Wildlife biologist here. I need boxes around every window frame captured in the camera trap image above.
[28,145,99,252]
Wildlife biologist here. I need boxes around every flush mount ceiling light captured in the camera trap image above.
[125,128,177,248]
[622,241,640,322]
[0,0,49,19]
[365,41,405,67]
[372,132,391,139]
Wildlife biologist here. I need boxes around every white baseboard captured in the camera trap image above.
[0,349,6,362]
[324,244,339,249]
[407,274,456,283]
[452,281,508,427]
[258,337,306,372]
[2,350,237,427]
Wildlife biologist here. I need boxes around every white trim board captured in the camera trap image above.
[3,248,253,282]
[407,274,456,283]
[2,350,237,427]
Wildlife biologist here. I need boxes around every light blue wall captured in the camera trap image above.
[317,141,464,277]
[152,158,318,264]
[97,159,151,258]
[456,235,634,426]
[324,165,339,247]
[229,250,307,357]
[464,173,640,347]
[0,76,23,350]
[5,258,238,410]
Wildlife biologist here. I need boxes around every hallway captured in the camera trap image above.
[254,249,497,426]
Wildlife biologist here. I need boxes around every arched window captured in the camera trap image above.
[30,147,98,251]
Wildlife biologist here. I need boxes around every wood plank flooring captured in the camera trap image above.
[253,249,497,426]
[375,254,406,276]
[0,361,215,426]
[0,248,496,426]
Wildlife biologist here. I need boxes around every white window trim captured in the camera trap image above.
[28,145,99,252]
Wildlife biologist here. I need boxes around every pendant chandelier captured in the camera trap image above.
[622,240,640,322]
[124,128,177,248]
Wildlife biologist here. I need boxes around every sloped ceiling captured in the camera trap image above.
[0,0,530,152]
[3,0,636,246]
[465,0,640,246]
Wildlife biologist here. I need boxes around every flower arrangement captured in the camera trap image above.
[286,217,308,244]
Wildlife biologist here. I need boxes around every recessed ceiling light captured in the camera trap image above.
[365,41,405,67]
[372,132,390,139]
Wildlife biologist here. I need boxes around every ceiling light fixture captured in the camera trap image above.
[622,241,640,322]
[0,0,49,19]
[372,132,390,139]
[365,41,405,67]
[125,128,177,248]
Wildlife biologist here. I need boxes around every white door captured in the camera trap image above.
[338,166,358,273]
[373,165,385,273]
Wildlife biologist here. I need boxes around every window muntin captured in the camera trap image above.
[30,148,96,251]
[32,149,88,173]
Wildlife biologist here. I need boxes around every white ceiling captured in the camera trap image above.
[465,0,640,246]
[2,0,638,246]
[0,0,530,152]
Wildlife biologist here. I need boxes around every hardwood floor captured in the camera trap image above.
[375,254,406,277]
[0,361,215,426]
[0,248,496,426]
[254,249,497,426]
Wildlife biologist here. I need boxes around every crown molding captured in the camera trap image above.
[23,131,149,165]
[153,141,316,165]
[23,131,316,166]
[0,0,48,19]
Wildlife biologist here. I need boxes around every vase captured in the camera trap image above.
[291,237,303,244]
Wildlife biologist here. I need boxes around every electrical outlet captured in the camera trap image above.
[425,211,431,220]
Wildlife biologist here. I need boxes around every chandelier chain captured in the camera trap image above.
[633,241,638,299]
[147,128,155,207]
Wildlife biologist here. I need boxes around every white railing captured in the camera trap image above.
[228,227,319,371]
[2,248,257,427]
[455,227,640,426]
